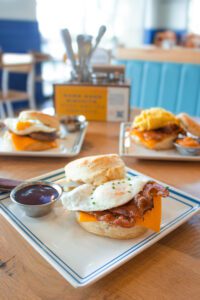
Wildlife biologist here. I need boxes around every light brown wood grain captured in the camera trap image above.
[0,121,200,300]
[115,46,200,64]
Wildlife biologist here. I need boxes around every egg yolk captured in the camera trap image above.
[16,121,32,131]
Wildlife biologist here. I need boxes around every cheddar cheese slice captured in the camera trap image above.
[79,212,97,222]
[78,195,162,232]
[135,195,161,232]
[10,133,57,151]
[131,129,157,149]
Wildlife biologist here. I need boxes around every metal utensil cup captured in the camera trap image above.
[61,25,106,83]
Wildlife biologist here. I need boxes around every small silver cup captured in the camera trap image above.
[10,181,63,217]
[60,115,86,132]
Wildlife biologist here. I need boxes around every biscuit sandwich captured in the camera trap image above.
[61,154,169,239]
[177,113,200,138]
[4,110,60,151]
[131,107,183,150]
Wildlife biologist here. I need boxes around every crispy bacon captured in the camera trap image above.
[89,182,169,228]
[142,124,183,141]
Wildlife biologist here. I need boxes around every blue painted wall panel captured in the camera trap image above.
[117,59,200,116]
[126,61,144,107]
[158,63,181,112]
[196,89,200,116]
[0,20,41,52]
[140,62,161,108]
[0,19,43,107]
[176,65,200,115]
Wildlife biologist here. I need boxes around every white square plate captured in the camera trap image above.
[0,122,88,157]
[0,168,199,287]
[119,122,200,161]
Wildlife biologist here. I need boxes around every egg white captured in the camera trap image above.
[61,177,148,212]
[4,118,56,135]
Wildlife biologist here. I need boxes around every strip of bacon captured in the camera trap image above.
[88,182,169,228]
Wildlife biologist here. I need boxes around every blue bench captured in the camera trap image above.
[118,60,200,116]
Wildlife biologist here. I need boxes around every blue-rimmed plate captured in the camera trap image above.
[0,190,9,201]
[0,168,199,287]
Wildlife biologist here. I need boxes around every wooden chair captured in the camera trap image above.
[29,51,52,82]
[30,51,68,98]
[29,51,58,98]
[0,53,36,117]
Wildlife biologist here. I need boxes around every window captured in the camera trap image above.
[36,0,145,57]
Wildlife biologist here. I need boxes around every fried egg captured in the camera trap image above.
[4,118,56,135]
[61,176,149,212]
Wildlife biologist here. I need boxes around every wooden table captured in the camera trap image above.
[0,121,200,300]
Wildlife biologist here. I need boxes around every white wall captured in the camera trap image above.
[37,0,146,48]
[111,0,146,47]
[145,0,189,29]
[188,0,200,34]
[0,0,36,21]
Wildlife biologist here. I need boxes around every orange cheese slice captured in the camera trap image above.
[79,212,97,222]
[78,195,162,232]
[10,133,57,151]
[131,129,157,149]
[135,195,161,232]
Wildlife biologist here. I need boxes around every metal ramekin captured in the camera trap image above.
[174,142,200,156]
[10,181,63,217]
[60,115,86,132]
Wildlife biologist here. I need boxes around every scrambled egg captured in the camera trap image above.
[133,108,180,131]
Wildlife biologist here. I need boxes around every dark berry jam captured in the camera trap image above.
[14,184,59,205]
